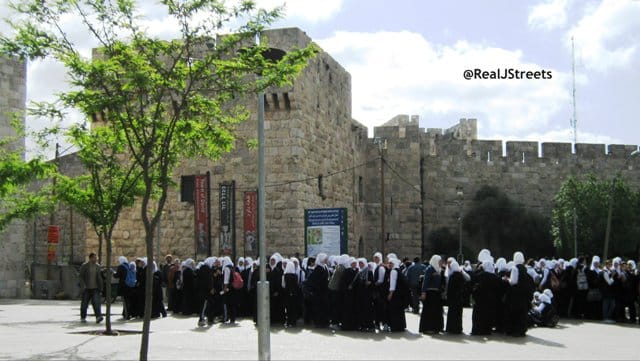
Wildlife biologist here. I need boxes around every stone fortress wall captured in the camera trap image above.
[3,28,639,299]
[0,56,28,297]
[374,116,639,258]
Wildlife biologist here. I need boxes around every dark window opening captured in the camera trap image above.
[283,92,291,110]
[181,175,195,202]
[272,93,279,109]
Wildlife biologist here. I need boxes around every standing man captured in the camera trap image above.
[78,252,103,323]
[406,257,426,314]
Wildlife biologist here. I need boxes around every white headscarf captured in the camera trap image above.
[478,249,492,263]
[222,256,233,268]
[390,258,401,269]
[118,256,128,265]
[373,252,383,265]
[543,288,554,299]
[316,253,328,267]
[204,257,215,268]
[495,258,507,272]
[591,256,601,272]
[237,257,245,272]
[429,255,442,273]
[283,261,296,274]
[539,294,551,305]
[245,257,254,271]
[482,260,495,274]
[449,260,461,273]
[152,261,159,273]
[463,260,472,272]
[513,252,525,265]
[301,257,308,269]
[183,258,195,270]
[128,261,136,271]
[506,261,514,271]
[569,258,578,268]
[270,253,282,267]
[357,258,368,271]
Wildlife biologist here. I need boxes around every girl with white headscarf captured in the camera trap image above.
[306,253,330,327]
[445,260,466,334]
[503,251,534,337]
[419,255,444,334]
[471,259,501,335]
[151,261,167,318]
[352,258,375,332]
[282,261,300,327]
[339,257,360,331]
[385,257,407,332]
[268,253,285,325]
[180,258,197,316]
[584,255,603,320]
[114,256,131,319]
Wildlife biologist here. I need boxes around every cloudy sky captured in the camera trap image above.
[2,0,639,155]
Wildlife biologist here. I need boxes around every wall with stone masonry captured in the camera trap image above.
[18,27,640,277]
[0,56,27,297]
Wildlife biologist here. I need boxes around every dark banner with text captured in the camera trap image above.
[219,182,236,257]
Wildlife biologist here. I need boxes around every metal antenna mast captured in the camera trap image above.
[571,36,577,147]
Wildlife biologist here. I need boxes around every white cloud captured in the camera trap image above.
[318,31,570,139]
[257,0,344,23]
[528,0,571,31]
[569,0,640,72]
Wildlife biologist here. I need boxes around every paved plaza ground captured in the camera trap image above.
[0,299,639,360]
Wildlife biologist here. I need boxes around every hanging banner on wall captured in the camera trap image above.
[194,174,210,255]
[47,225,59,261]
[219,181,236,256]
[243,190,258,256]
[304,208,348,257]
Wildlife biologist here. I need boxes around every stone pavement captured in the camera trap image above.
[0,299,639,360]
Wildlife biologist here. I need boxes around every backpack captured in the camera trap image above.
[232,270,244,290]
[125,267,137,288]
[576,269,589,290]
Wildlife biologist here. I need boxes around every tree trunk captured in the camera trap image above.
[139,228,155,360]
[98,237,103,265]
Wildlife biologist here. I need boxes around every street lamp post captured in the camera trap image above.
[456,186,464,264]
[374,137,387,255]
[603,149,639,261]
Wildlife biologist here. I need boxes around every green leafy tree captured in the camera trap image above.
[0,122,55,230]
[55,123,144,335]
[552,175,640,259]
[463,185,554,258]
[1,1,317,358]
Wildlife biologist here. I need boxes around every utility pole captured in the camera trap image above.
[375,138,387,255]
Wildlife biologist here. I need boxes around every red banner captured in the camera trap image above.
[243,191,257,256]
[194,175,209,255]
[47,225,59,244]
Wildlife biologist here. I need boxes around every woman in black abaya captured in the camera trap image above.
[419,255,444,334]
[445,260,466,334]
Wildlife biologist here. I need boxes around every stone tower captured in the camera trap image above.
[0,55,28,297]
